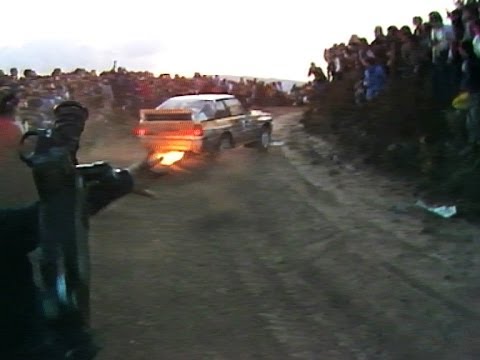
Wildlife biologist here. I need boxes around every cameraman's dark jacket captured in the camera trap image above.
[0,168,134,353]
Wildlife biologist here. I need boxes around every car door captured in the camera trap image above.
[223,98,249,144]
[241,108,260,143]
[209,100,232,143]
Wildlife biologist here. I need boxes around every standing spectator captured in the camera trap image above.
[459,39,480,148]
[331,48,344,81]
[308,62,327,93]
[472,19,480,58]
[99,78,114,111]
[324,48,335,81]
[308,62,326,81]
[371,26,387,46]
[385,26,403,76]
[461,4,478,41]
[448,5,466,44]
[9,68,18,81]
[399,28,427,76]
[363,57,387,101]
[413,17,425,37]
[429,11,455,107]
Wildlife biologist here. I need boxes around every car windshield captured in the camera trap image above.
[157,98,216,121]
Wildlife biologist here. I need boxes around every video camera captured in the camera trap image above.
[18,101,117,336]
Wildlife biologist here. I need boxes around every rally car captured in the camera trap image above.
[134,94,273,165]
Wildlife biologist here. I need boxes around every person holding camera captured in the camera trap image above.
[0,89,158,359]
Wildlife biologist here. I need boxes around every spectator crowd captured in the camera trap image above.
[307,0,480,150]
[0,65,292,131]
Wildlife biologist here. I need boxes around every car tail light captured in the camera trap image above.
[133,127,146,136]
[192,124,204,137]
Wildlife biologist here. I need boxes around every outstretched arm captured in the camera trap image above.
[86,168,134,216]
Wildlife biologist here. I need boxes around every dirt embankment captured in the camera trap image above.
[301,75,480,217]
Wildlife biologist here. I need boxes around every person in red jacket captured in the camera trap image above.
[0,87,22,162]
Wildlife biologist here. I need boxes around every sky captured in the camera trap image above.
[0,0,455,81]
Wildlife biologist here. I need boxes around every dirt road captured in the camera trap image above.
[4,108,480,359]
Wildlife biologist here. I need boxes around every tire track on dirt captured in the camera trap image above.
[201,152,367,359]
[272,112,480,359]
[277,112,480,315]
[227,150,478,359]
[84,108,480,359]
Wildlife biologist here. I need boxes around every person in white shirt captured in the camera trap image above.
[429,12,455,64]
[429,11,456,108]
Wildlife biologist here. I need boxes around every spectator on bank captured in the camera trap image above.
[413,17,425,37]
[9,68,18,81]
[399,26,428,76]
[461,3,478,41]
[331,48,345,81]
[308,62,328,92]
[385,26,404,76]
[459,39,480,147]
[363,57,387,101]
[448,6,466,42]
[430,11,455,107]
[472,19,480,58]
[372,26,387,46]
[325,48,336,81]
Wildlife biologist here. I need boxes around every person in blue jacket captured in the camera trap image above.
[363,57,387,101]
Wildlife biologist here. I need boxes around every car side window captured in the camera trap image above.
[214,101,228,118]
[201,101,215,120]
[224,98,245,116]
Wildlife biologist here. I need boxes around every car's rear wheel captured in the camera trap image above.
[219,133,234,150]
[257,125,271,152]
[206,133,233,160]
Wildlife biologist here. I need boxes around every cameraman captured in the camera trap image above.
[0,90,157,359]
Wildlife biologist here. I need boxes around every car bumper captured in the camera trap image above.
[139,136,205,153]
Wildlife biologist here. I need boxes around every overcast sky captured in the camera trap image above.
[0,0,454,81]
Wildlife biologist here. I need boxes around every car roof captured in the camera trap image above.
[168,94,235,101]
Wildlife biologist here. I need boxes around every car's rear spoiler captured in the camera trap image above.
[140,109,193,121]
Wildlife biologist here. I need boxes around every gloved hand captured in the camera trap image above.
[127,152,164,198]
